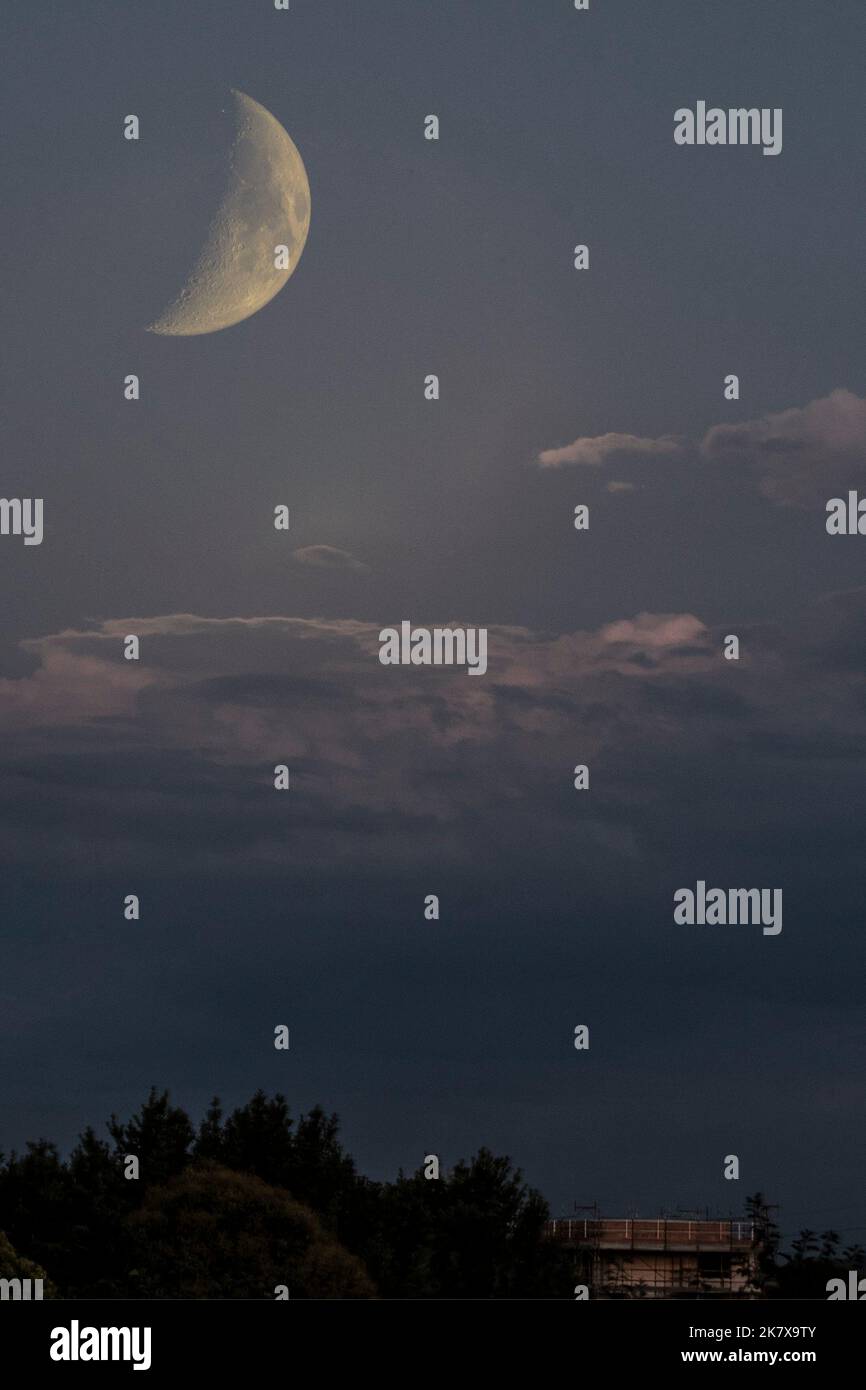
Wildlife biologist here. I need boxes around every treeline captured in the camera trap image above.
[0,1088,570,1298]
[746,1194,864,1301]
[0,1092,860,1298]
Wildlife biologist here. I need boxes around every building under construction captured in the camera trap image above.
[545,1214,756,1298]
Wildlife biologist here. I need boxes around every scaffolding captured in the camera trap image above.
[546,1214,755,1298]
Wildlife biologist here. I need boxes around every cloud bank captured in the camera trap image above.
[3,595,865,881]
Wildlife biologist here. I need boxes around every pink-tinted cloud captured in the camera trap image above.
[2,596,863,876]
[536,431,682,469]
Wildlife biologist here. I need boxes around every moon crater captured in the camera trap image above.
[148,89,311,336]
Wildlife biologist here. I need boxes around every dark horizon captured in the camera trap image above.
[0,1077,850,1242]
[3,1083,857,1301]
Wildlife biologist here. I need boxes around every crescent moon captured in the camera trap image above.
[148,90,311,336]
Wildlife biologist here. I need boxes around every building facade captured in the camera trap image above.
[546,1216,755,1299]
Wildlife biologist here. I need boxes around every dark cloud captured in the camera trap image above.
[2,597,865,880]
[701,389,866,507]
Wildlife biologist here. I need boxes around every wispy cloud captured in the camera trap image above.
[536,431,682,469]
[292,545,371,573]
[538,389,866,507]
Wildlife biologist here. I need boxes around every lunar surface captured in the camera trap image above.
[148,90,311,336]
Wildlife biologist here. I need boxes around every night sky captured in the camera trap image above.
[2,0,865,1244]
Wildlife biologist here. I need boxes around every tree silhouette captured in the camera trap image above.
[743,1193,863,1299]
[0,1229,55,1297]
[107,1087,194,1189]
[371,1147,570,1298]
[7,1098,854,1300]
[126,1161,374,1299]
